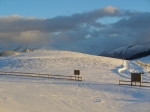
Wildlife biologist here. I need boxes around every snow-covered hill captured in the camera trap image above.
[100,44,150,59]
[0,50,150,112]
[1,43,150,61]
[138,55,150,64]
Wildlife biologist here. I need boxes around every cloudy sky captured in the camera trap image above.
[0,0,150,54]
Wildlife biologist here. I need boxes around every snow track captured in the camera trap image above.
[118,60,130,79]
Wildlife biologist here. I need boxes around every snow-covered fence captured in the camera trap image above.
[0,71,83,81]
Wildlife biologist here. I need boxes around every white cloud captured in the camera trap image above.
[103,6,119,14]
[0,6,149,54]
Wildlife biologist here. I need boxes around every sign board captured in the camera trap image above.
[74,70,80,75]
[131,73,142,86]
[131,73,142,82]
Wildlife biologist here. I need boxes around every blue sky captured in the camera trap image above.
[0,0,150,54]
[0,0,149,18]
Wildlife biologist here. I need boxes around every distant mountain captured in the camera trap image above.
[1,43,150,60]
[0,46,35,56]
[100,44,150,60]
[0,51,19,56]
[128,49,150,60]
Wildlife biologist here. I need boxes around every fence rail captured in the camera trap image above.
[119,80,150,87]
[0,71,83,81]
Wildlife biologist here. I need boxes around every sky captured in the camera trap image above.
[0,0,150,54]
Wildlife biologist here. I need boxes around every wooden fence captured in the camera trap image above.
[0,71,83,81]
[119,72,150,87]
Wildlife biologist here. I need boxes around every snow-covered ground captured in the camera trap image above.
[0,50,150,112]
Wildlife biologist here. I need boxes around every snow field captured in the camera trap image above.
[0,50,150,112]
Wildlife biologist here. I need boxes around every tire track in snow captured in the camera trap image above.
[118,60,146,80]
[118,60,130,79]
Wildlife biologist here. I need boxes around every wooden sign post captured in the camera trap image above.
[74,70,80,81]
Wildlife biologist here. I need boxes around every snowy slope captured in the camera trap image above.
[1,43,150,59]
[136,55,150,74]
[100,44,150,59]
[0,50,150,112]
[138,55,150,64]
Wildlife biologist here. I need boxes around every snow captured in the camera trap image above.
[138,55,150,64]
[101,44,150,59]
[0,50,150,112]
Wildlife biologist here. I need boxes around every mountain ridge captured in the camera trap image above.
[100,44,150,60]
[1,43,150,60]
